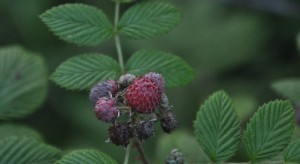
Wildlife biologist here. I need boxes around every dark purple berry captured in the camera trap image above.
[160,111,178,133]
[89,80,118,106]
[94,97,119,123]
[136,121,154,141]
[108,123,132,147]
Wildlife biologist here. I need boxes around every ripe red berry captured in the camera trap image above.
[125,77,161,113]
[108,123,132,147]
[89,80,118,105]
[94,97,119,123]
[143,72,165,93]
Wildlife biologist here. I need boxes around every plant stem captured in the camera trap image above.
[134,139,149,164]
[114,1,125,73]
[123,140,132,164]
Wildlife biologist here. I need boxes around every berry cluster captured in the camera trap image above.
[89,72,178,147]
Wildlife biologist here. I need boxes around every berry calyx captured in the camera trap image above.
[89,80,118,105]
[136,121,154,141]
[125,77,161,113]
[160,111,178,133]
[143,72,165,93]
[108,123,132,147]
[94,97,119,123]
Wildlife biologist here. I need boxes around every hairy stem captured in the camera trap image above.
[123,140,132,164]
[114,1,125,73]
[134,139,149,164]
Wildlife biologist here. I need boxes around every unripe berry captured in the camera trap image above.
[89,80,118,106]
[94,97,119,123]
[160,111,178,133]
[166,149,184,164]
[118,73,136,87]
[108,123,132,147]
[143,72,165,93]
[136,121,154,141]
[160,93,170,110]
[125,77,161,113]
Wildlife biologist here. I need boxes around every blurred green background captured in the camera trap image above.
[1,0,300,163]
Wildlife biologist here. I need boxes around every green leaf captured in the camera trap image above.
[51,53,121,90]
[125,50,195,87]
[0,137,61,164]
[118,2,181,39]
[284,138,300,163]
[0,46,47,120]
[40,4,113,46]
[55,149,117,164]
[193,91,241,162]
[0,124,42,141]
[244,100,294,162]
[272,79,300,103]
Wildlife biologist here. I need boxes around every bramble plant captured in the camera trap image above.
[40,0,194,163]
[1,0,300,164]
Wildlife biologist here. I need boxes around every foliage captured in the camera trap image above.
[194,91,240,162]
[55,149,117,164]
[0,46,47,120]
[50,53,121,90]
[0,137,61,164]
[194,91,298,163]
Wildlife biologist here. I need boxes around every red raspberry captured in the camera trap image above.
[125,77,161,113]
[89,80,118,106]
[143,72,165,93]
[94,97,119,123]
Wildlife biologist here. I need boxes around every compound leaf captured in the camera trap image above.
[194,91,241,162]
[125,50,195,87]
[0,137,61,164]
[51,54,121,90]
[55,149,117,164]
[40,4,113,46]
[244,100,294,162]
[284,138,300,163]
[272,79,300,103]
[0,124,42,141]
[0,46,47,120]
[118,2,181,39]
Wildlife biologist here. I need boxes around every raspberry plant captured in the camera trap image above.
[39,0,194,163]
[1,0,300,164]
